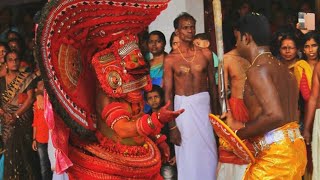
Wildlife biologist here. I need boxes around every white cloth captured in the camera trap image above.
[312,109,320,180]
[174,92,218,180]
[217,163,247,180]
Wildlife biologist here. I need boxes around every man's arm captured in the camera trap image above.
[237,66,284,139]
[203,48,219,114]
[303,62,320,144]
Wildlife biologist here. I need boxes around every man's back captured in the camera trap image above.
[224,49,250,99]
[244,55,299,127]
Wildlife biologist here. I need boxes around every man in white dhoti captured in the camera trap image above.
[163,12,219,180]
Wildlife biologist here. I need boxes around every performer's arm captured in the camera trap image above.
[303,62,320,144]
[236,66,285,139]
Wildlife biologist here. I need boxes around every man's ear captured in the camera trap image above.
[243,33,252,45]
[205,40,210,48]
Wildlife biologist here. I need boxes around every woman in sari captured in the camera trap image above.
[0,50,40,179]
[278,33,299,73]
[294,31,320,180]
[147,30,167,86]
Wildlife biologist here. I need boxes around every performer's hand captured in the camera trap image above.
[158,141,170,164]
[32,140,38,151]
[170,127,181,146]
[158,101,184,124]
[303,128,312,145]
[0,108,4,116]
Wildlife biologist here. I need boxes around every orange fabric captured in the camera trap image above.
[229,97,249,123]
[244,122,307,179]
[32,101,49,143]
[219,97,249,164]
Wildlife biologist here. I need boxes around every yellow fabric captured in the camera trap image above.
[243,122,307,180]
[294,60,312,88]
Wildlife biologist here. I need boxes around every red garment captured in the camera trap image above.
[300,71,311,101]
[219,97,250,164]
[229,97,249,123]
[32,101,49,143]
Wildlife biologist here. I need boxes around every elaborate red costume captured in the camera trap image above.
[36,0,172,179]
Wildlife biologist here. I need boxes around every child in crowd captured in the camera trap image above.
[32,80,53,180]
[193,33,219,85]
[144,85,177,180]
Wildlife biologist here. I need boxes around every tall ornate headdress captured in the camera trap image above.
[36,0,169,137]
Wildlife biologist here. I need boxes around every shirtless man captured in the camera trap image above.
[163,12,218,180]
[217,47,250,180]
[230,13,306,179]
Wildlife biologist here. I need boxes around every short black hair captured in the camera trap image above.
[235,13,270,46]
[194,33,210,41]
[148,30,166,46]
[173,12,196,30]
[144,85,165,106]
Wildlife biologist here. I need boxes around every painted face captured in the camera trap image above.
[172,36,180,51]
[0,46,7,63]
[5,52,20,71]
[148,34,165,56]
[193,39,209,48]
[176,18,196,42]
[280,39,297,61]
[122,48,146,72]
[146,91,161,111]
[304,38,319,61]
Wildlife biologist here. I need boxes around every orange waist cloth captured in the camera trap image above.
[243,122,307,180]
[228,97,249,123]
[218,97,249,164]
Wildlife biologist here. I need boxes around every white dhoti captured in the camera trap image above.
[312,109,320,180]
[217,163,247,180]
[174,92,218,180]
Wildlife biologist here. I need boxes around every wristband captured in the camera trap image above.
[169,125,177,131]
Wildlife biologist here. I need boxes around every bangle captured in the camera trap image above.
[234,130,239,136]
[169,125,177,131]
[15,113,20,119]
[227,108,231,112]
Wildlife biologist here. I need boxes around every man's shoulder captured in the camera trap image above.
[164,52,180,64]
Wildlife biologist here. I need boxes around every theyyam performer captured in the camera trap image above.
[36,0,184,179]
